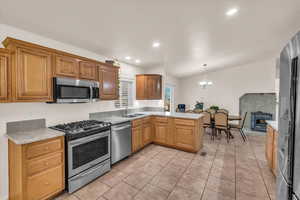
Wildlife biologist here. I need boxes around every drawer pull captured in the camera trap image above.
[44,147,49,150]
[44,162,49,166]
[44,182,49,186]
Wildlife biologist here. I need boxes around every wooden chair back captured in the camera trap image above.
[215,112,228,129]
[218,109,229,114]
[203,111,211,125]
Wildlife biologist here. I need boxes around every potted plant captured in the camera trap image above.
[210,105,219,111]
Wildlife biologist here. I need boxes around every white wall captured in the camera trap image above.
[178,57,277,114]
[0,24,146,199]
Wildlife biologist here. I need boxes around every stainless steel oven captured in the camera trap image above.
[53,77,99,103]
[68,130,110,178]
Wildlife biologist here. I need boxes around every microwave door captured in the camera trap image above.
[56,85,91,103]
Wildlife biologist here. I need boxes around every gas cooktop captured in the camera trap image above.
[50,120,111,140]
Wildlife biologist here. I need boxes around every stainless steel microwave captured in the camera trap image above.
[53,77,100,103]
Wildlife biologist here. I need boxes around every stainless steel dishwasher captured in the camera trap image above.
[111,121,132,164]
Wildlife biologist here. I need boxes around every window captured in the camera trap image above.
[115,80,134,108]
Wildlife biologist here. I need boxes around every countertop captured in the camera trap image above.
[6,128,65,145]
[91,111,204,125]
[266,120,278,131]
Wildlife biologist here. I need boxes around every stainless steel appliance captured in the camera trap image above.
[53,77,99,103]
[111,121,132,164]
[278,31,300,200]
[50,120,111,193]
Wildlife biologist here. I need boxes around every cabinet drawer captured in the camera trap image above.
[175,119,195,126]
[27,152,63,176]
[154,117,168,123]
[26,138,63,159]
[132,118,143,127]
[27,165,63,200]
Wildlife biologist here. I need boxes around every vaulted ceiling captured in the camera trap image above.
[1,0,300,77]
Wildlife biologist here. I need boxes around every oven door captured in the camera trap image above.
[68,130,110,178]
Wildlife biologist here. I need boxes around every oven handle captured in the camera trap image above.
[68,131,110,146]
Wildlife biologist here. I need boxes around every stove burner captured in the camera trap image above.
[50,120,111,140]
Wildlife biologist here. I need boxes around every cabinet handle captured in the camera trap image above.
[44,162,49,166]
[44,147,49,150]
[44,182,49,186]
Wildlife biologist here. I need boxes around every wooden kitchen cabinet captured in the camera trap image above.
[154,121,168,144]
[9,136,65,200]
[132,124,143,153]
[132,115,203,153]
[54,55,79,78]
[266,125,278,176]
[79,61,98,80]
[14,46,52,102]
[142,117,153,146]
[0,49,10,102]
[99,64,119,100]
[136,74,162,100]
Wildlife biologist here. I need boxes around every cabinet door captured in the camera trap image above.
[54,55,79,78]
[136,75,147,100]
[79,61,98,80]
[174,125,195,151]
[0,50,9,102]
[16,47,52,101]
[272,131,278,176]
[132,126,142,153]
[266,125,274,169]
[154,122,168,144]
[143,122,153,146]
[99,65,119,100]
[147,75,162,99]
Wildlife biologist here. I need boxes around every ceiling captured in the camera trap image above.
[1,0,300,77]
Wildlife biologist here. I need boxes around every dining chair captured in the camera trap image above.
[214,112,230,143]
[202,111,213,137]
[229,112,248,142]
[218,109,229,114]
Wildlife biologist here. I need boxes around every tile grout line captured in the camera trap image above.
[248,137,273,200]
[199,139,220,200]
[164,152,196,199]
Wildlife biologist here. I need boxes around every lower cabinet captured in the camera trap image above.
[265,125,278,176]
[174,124,195,151]
[131,116,203,153]
[9,136,65,200]
[154,122,168,144]
[132,126,143,153]
[142,121,153,146]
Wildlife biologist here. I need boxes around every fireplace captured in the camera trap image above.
[251,111,273,132]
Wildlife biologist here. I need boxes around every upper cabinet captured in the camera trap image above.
[54,55,79,78]
[0,49,10,102]
[99,64,119,100]
[79,61,98,80]
[1,37,120,103]
[136,74,162,100]
[16,46,53,101]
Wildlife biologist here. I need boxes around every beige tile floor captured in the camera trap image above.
[55,131,276,200]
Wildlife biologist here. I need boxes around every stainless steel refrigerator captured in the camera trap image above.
[278,31,300,200]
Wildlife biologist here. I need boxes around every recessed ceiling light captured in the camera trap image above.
[226,8,238,16]
[152,42,160,48]
[125,56,131,60]
[202,64,207,67]
[135,59,141,64]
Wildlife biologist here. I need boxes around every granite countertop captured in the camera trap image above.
[91,111,204,125]
[266,120,278,131]
[6,128,65,145]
